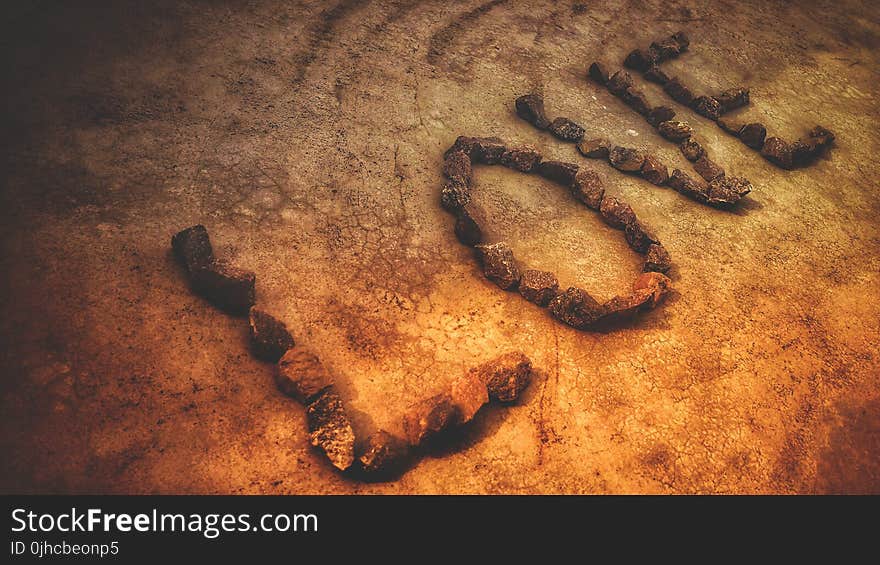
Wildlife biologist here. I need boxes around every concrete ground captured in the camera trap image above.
[1,0,878,494]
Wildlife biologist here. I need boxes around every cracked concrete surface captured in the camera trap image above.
[1,0,878,494]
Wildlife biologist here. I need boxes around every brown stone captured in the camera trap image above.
[600,195,637,229]
[680,138,704,161]
[668,169,709,202]
[624,48,657,71]
[644,244,672,273]
[740,123,767,149]
[471,351,532,403]
[450,370,489,423]
[518,269,559,306]
[601,291,655,321]
[446,136,506,164]
[664,77,695,106]
[621,87,652,116]
[454,207,483,247]
[500,146,542,172]
[607,70,634,96]
[717,116,744,136]
[515,94,551,130]
[402,394,461,446]
[358,430,409,477]
[549,117,585,142]
[692,96,721,120]
[640,155,669,185]
[172,225,214,276]
[191,261,256,315]
[658,120,693,142]
[647,106,676,128]
[538,160,579,186]
[809,125,835,145]
[761,137,793,169]
[651,36,683,61]
[608,146,645,172]
[671,31,690,51]
[276,348,333,403]
[549,287,605,329]
[440,179,470,212]
[576,138,612,159]
[248,307,295,362]
[571,168,605,209]
[625,221,660,253]
[633,271,673,308]
[476,242,520,290]
[716,87,749,113]
[443,149,472,186]
[693,155,725,182]
[707,176,752,205]
[644,65,670,85]
[307,387,356,470]
[588,61,610,85]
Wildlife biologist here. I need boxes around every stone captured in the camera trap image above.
[790,140,816,168]
[440,179,470,212]
[450,370,489,423]
[607,70,634,96]
[600,195,637,228]
[647,106,676,128]
[633,271,673,308]
[306,387,356,470]
[501,146,542,172]
[608,146,645,172]
[402,394,461,446]
[644,244,672,273]
[644,65,670,85]
[538,160,579,186]
[248,307,295,362]
[454,207,483,247]
[475,242,520,290]
[761,137,793,169]
[549,117,585,142]
[515,94,551,130]
[707,176,752,205]
[809,125,835,145]
[717,116,744,136]
[172,225,214,275]
[651,37,683,61]
[671,31,690,51]
[442,149,472,186]
[471,351,532,403]
[621,87,652,116]
[664,77,695,106]
[658,120,693,142]
[692,96,721,120]
[571,168,605,209]
[668,169,709,202]
[693,155,725,182]
[640,154,669,185]
[740,123,767,149]
[276,348,333,403]
[625,221,660,253]
[600,292,655,321]
[358,430,409,477]
[518,269,559,306]
[624,48,657,71]
[680,138,704,161]
[716,87,749,113]
[588,61,610,85]
[191,261,256,315]
[549,287,605,329]
[576,138,612,159]
[446,136,506,164]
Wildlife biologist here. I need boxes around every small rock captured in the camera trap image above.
[450,370,489,423]
[599,195,637,228]
[644,244,672,273]
[716,87,749,113]
[693,155,725,182]
[471,351,533,403]
[571,168,605,209]
[501,146,542,172]
[671,31,690,51]
[515,94,551,130]
[717,116,744,136]
[588,61,611,85]
[646,106,676,128]
[621,87,652,116]
[624,48,657,71]
[761,137,793,169]
[640,155,669,185]
[651,36,684,61]
[518,269,559,306]
[707,176,752,205]
[633,271,673,308]
[446,136,506,164]
[658,120,693,142]
[608,146,645,172]
[740,123,767,149]
[307,387,356,470]
[577,138,612,159]
[625,221,660,253]
[276,348,333,403]
[248,308,295,362]
[538,160,580,186]
[358,430,409,477]
[668,169,709,202]
[454,207,483,247]
[191,261,256,315]
[549,117,586,142]
[680,138,704,161]
[476,242,520,290]
[809,125,835,145]
[443,149,472,186]
[549,287,605,329]
[607,71,634,96]
[664,77,695,106]
[440,179,470,212]
[402,394,461,446]
[692,96,721,120]
[172,225,214,275]
[644,66,670,85]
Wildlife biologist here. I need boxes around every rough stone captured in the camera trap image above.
[358,430,409,477]
[454,207,483,247]
[248,307,295,362]
[588,61,610,85]
[172,225,214,275]
[644,65,670,85]
[668,169,709,202]
[518,269,559,306]
[500,146,542,172]
[633,271,673,308]
[446,136,506,164]
[471,351,532,403]
[664,77,695,106]
[693,155,726,181]
[716,87,750,113]
[549,117,585,142]
[442,149,472,186]
[680,138,704,161]
[625,221,660,253]
[450,370,489,422]
[549,287,605,329]
[717,116,745,136]
[622,87,652,116]
[624,48,657,71]
[607,70,634,96]
[402,394,461,446]
[658,120,693,142]
[276,348,333,403]
[692,96,721,120]
[671,31,690,51]
[599,195,637,228]
[475,242,520,290]
[761,137,794,169]
[571,168,605,209]
[306,387,356,470]
[576,138,612,159]
[644,244,672,273]
[608,146,645,172]
[707,176,752,204]
[640,154,669,185]
[740,123,767,149]
[647,106,676,128]
[538,160,579,186]
[515,93,551,130]
[440,179,470,212]
[191,261,256,315]
[651,36,683,61]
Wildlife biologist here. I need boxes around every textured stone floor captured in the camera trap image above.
[1,0,878,493]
